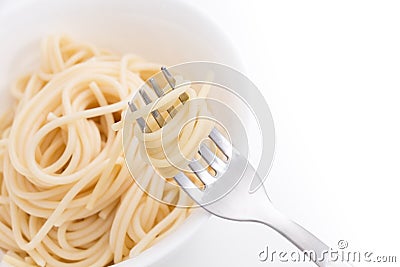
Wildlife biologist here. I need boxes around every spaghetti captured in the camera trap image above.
[130,81,215,179]
[0,35,191,267]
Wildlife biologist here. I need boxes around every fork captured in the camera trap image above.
[129,67,352,267]
[176,128,352,267]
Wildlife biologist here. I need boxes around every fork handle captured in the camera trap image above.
[253,189,353,267]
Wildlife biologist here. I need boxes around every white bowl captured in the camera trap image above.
[0,0,242,266]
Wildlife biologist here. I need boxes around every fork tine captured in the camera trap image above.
[139,89,165,127]
[189,160,215,185]
[160,66,189,104]
[148,76,179,118]
[128,101,149,133]
[174,173,204,201]
[174,172,196,188]
[199,143,227,175]
[161,66,176,88]
[128,101,138,113]
[148,78,164,97]
[138,89,152,105]
[209,128,232,159]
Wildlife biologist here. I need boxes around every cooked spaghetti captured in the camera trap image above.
[129,81,215,179]
[0,35,191,267]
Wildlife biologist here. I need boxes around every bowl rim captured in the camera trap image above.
[113,208,211,267]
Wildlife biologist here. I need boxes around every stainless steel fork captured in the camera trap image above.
[130,67,352,267]
[175,128,352,267]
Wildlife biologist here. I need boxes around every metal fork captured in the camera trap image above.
[175,128,353,267]
[128,67,183,132]
[129,67,352,267]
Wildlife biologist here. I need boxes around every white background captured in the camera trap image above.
[162,1,400,266]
